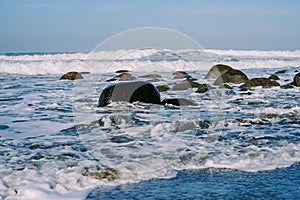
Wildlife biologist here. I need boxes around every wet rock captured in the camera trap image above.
[213,69,248,85]
[295,70,299,73]
[139,74,162,79]
[115,73,136,81]
[172,80,199,90]
[60,72,83,80]
[240,78,280,89]
[106,78,118,82]
[293,72,300,87]
[268,74,280,80]
[156,85,170,92]
[115,70,130,73]
[98,81,161,107]
[275,70,287,74]
[195,84,214,93]
[220,83,232,89]
[161,98,197,106]
[82,168,120,181]
[204,64,233,79]
[281,84,294,89]
[172,71,194,79]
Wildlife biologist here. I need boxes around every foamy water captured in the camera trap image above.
[0,49,300,199]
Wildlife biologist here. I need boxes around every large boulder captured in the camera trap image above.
[240,78,280,89]
[213,69,248,85]
[161,98,197,106]
[98,81,161,107]
[293,72,300,87]
[204,64,233,79]
[60,72,83,80]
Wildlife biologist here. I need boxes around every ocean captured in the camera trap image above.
[0,49,299,199]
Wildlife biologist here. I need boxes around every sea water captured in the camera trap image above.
[0,49,299,199]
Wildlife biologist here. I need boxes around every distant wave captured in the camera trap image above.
[0,49,299,75]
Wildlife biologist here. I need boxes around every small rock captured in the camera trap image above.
[204,64,233,79]
[268,74,280,80]
[220,83,232,89]
[156,85,170,92]
[293,72,300,87]
[172,71,188,75]
[60,72,83,80]
[295,70,299,73]
[106,78,118,82]
[281,84,294,89]
[115,70,130,73]
[195,84,214,93]
[275,70,287,74]
[116,73,136,81]
[240,78,280,89]
[213,69,248,85]
[82,168,120,181]
[173,73,192,79]
[172,80,199,90]
[161,98,197,106]
[139,74,162,79]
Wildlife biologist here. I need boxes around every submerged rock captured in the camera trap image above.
[161,98,197,106]
[156,85,170,92]
[195,84,214,93]
[281,84,294,89]
[268,74,280,80]
[275,70,287,74]
[240,78,280,89]
[60,72,83,80]
[293,72,300,87]
[98,81,161,107]
[213,69,248,85]
[115,69,130,73]
[82,168,120,181]
[204,64,233,79]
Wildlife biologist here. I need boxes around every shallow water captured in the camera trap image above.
[0,49,300,199]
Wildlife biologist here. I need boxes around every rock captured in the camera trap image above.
[293,72,300,87]
[98,81,161,107]
[213,69,248,85]
[195,84,214,93]
[0,124,9,130]
[172,80,199,90]
[82,168,120,181]
[106,78,118,82]
[240,78,280,89]
[115,70,130,73]
[173,73,192,79]
[295,70,299,73]
[220,83,232,89]
[268,74,280,80]
[60,72,83,80]
[139,74,162,79]
[275,70,287,74]
[204,64,233,79]
[156,85,170,92]
[172,71,188,75]
[115,73,136,81]
[161,98,197,106]
[281,84,294,89]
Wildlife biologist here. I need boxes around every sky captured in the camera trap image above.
[0,0,299,53]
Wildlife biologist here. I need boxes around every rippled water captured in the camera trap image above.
[0,66,299,199]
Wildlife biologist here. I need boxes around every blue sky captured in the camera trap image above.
[0,0,299,53]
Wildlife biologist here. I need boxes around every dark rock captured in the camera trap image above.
[172,71,188,75]
[156,85,170,92]
[240,78,280,89]
[172,80,199,90]
[281,84,294,89]
[115,73,136,81]
[213,69,248,85]
[195,84,214,93]
[293,72,300,87]
[139,74,162,79]
[161,98,197,106]
[106,78,118,82]
[0,124,9,130]
[98,81,161,107]
[115,70,130,73]
[275,70,287,74]
[60,72,83,80]
[295,70,299,73]
[268,74,280,80]
[220,83,232,89]
[204,64,233,79]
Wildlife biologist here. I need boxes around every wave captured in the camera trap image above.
[0,49,299,75]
